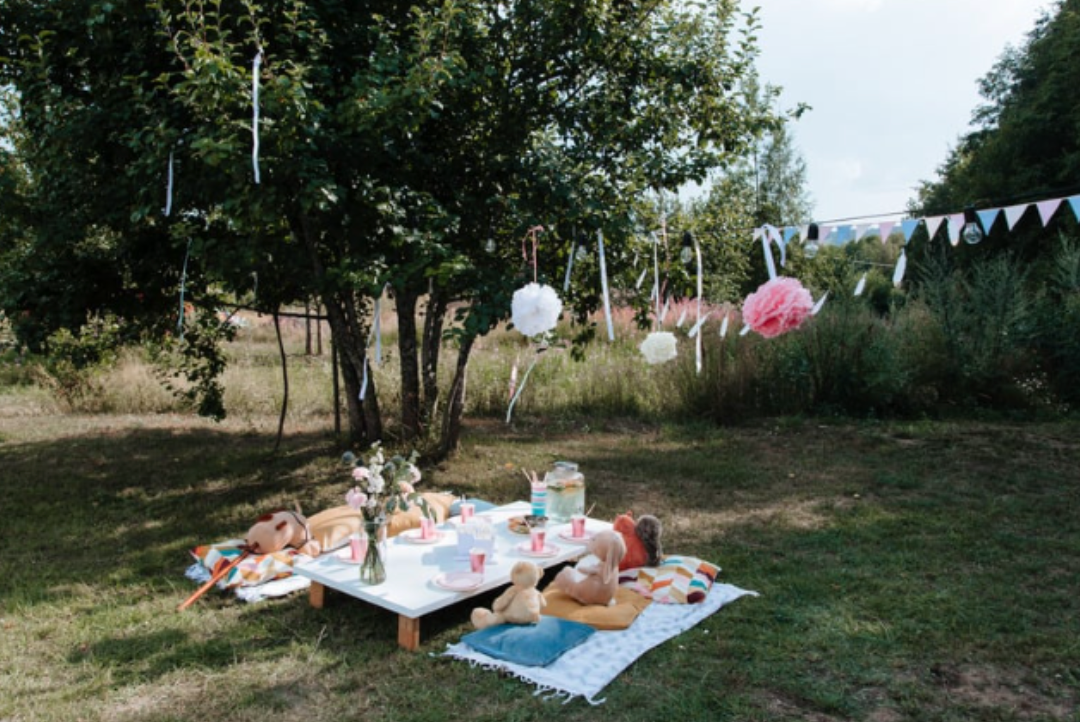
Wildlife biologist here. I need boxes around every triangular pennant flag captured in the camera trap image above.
[854,272,867,297]
[835,225,854,245]
[976,208,1001,234]
[1003,203,1029,230]
[1069,195,1080,222]
[855,224,873,241]
[900,219,920,243]
[752,227,763,241]
[783,226,798,243]
[799,225,810,242]
[817,225,833,242]
[893,251,907,287]
[1037,198,1062,226]
[947,213,964,246]
[924,215,946,240]
[878,221,896,243]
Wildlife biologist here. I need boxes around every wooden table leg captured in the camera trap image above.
[308,581,325,609]
[398,615,421,651]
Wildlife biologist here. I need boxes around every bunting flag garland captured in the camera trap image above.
[900,218,920,243]
[977,208,1001,234]
[855,224,873,241]
[1004,203,1028,230]
[252,50,263,184]
[924,215,946,240]
[947,213,964,246]
[1037,199,1061,226]
[878,221,895,244]
[1069,196,1080,222]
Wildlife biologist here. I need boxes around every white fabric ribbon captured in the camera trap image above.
[563,241,576,293]
[694,233,703,374]
[177,238,193,340]
[597,230,614,341]
[759,226,778,280]
[811,292,829,316]
[635,267,648,290]
[652,233,662,325]
[164,149,174,216]
[854,272,867,297]
[719,315,729,338]
[252,50,263,184]
[893,251,907,287]
[688,312,712,339]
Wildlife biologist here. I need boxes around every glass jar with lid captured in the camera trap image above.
[543,461,585,523]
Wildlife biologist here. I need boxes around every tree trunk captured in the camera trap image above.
[292,211,382,446]
[395,285,422,441]
[421,288,447,427]
[437,332,476,459]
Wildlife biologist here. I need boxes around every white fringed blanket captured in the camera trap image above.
[443,582,757,704]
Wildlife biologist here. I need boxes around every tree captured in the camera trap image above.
[0,1,783,456]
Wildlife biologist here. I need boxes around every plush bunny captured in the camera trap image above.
[551,529,626,606]
[471,561,546,629]
[244,509,321,557]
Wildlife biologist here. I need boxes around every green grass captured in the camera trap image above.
[1,407,1078,721]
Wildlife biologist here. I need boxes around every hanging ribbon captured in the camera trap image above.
[177,238,193,341]
[719,315,730,338]
[652,233,662,327]
[759,226,778,280]
[676,307,688,328]
[893,251,907,287]
[688,312,712,339]
[811,292,829,316]
[563,242,576,293]
[635,267,648,290]
[252,50,263,184]
[854,273,867,297]
[522,225,543,283]
[164,149,175,217]
[373,292,383,366]
[506,353,541,424]
[359,360,369,401]
[597,229,614,341]
[694,231,704,374]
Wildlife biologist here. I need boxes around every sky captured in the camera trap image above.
[747,0,1055,224]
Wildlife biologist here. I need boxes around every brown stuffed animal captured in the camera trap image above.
[470,561,546,629]
[245,509,321,557]
[635,514,663,567]
[613,511,649,570]
[551,529,626,606]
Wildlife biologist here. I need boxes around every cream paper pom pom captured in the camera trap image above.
[639,331,678,365]
[511,282,563,337]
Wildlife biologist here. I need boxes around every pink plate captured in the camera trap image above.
[516,542,560,558]
[557,529,595,544]
[432,571,484,592]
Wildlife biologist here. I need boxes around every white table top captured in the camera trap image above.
[293,502,611,619]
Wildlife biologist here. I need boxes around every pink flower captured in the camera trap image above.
[742,277,813,338]
[351,467,370,482]
[345,486,368,510]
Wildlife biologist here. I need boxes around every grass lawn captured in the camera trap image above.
[1,406,1078,721]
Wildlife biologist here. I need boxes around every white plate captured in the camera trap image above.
[334,549,364,565]
[515,542,560,558]
[402,529,445,545]
[557,529,594,544]
[432,571,484,592]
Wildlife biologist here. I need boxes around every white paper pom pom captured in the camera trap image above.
[511,282,563,337]
[639,331,678,365]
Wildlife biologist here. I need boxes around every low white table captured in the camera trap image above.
[292,501,611,650]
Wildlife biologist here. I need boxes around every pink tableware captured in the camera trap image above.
[529,526,546,553]
[460,502,475,523]
[570,514,587,538]
[469,547,487,574]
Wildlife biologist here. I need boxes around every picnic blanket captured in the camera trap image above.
[185,539,313,603]
[443,582,757,704]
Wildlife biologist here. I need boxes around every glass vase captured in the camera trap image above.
[359,518,388,585]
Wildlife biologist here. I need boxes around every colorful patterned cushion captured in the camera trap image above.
[461,616,596,667]
[541,585,652,630]
[189,541,301,588]
[619,555,720,604]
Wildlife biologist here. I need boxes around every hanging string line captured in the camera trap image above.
[521,225,543,283]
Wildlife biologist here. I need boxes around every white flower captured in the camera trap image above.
[367,474,385,495]
[640,331,678,365]
[511,282,563,337]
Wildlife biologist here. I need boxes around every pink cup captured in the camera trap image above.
[460,502,475,523]
[530,526,546,553]
[349,533,362,561]
[420,517,436,540]
[570,514,587,538]
[469,547,486,574]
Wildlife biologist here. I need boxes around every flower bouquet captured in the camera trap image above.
[343,443,433,584]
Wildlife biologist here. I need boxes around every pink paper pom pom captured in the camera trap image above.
[742,277,814,338]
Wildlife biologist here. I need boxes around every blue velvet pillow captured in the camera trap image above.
[461,617,595,667]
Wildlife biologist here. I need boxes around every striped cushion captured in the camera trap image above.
[619,556,720,604]
[190,540,301,588]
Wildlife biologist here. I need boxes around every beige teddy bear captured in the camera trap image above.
[470,561,546,629]
[550,529,626,606]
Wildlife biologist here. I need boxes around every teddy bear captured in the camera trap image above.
[470,561,546,629]
[550,529,626,606]
[245,509,322,557]
[612,511,663,570]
